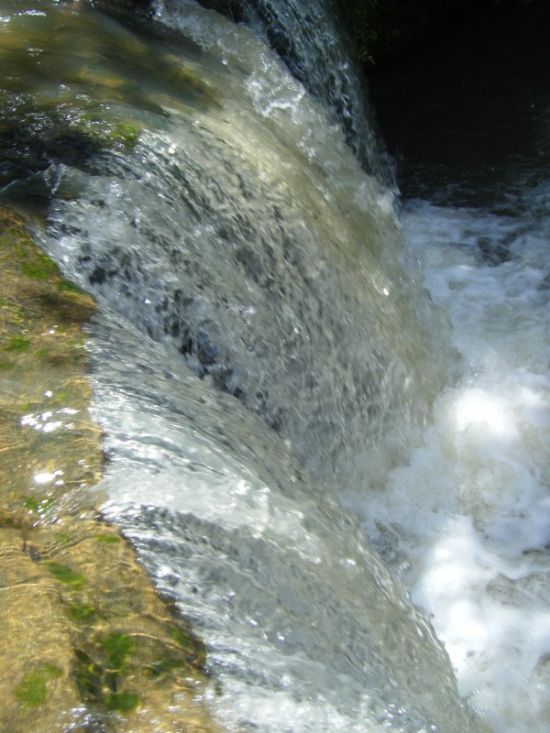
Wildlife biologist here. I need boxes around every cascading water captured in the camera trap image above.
[189,0,389,179]
[43,0,451,499]
[39,3,471,730]
[1,0,547,732]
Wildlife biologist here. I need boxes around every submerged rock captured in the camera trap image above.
[0,1,217,194]
[0,209,221,732]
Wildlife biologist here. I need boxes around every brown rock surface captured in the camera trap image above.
[0,209,222,732]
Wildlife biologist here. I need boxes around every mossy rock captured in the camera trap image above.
[0,519,217,732]
[0,1,218,191]
[0,208,100,506]
[15,665,63,708]
[0,210,222,732]
[47,562,87,589]
[102,633,135,672]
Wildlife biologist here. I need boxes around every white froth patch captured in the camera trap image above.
[452,389,518,440]
[363,200,550,733]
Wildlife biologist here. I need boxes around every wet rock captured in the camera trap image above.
[0,2,214,193]
[0,209,222,732]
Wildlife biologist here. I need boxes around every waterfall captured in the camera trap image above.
[186,0,390,179]
[49,0,450,499]
[4,0,548,731]
[34,0,475,729]
[39,3,473,729]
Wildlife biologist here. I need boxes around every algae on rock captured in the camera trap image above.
[0,2,225,728]
[0,0,217,192]
[0,209,222,732]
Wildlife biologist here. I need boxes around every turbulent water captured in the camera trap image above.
[363,10,550,731]
[364,192,550,732]
[191,0,389,178]
[2,1,549,732]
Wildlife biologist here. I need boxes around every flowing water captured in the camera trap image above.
[1,1,548,732]
[191,0,389,179]
[366,7,550,732]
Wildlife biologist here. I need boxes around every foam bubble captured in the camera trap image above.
[362,198,550,732]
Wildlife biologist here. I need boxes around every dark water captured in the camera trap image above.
[370,1,550,209]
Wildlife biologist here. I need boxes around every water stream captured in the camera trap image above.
[1,1,548,732]
[365,9,550,731]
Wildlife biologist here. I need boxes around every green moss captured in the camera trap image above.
[105,691,139,712]
[149,655,182,677]
[23,496,55,514]
[111,120,141,149]
[22,497,40,512]
[21,253,57,281]
[75,646,138,713]
[14,664,62,707]
[171,627,195,650]
[57,281,83,295]
[49,390,70,406]
[71,113,141,152]
[46,562,86,589]
[102,632,134,672]
[4,335,31,353]
[68,603,96,622]
[0,360,14,370]
[0,227,15,242]
[95,533,121,544]
[40,497,55,513]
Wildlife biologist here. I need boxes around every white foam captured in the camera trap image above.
[363,199,550,732]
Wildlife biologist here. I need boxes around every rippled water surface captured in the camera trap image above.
[1,1,548,732]
[367,7,550,731]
